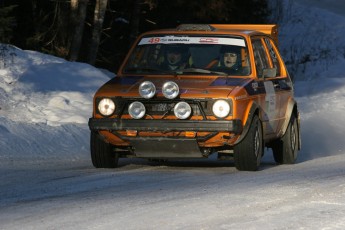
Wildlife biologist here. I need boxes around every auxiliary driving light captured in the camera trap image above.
[162,81,179,99]
[174,102,192,119]
[139,81,156,99]
[128,101,146,119]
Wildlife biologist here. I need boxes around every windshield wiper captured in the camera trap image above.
[177,68,228,76]
[124,67,228,76]
[124,67,162,73]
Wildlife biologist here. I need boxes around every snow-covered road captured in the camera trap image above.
[1,150,345,230]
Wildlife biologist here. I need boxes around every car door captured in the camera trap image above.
[251,37,281,137]
[263,37,294,136]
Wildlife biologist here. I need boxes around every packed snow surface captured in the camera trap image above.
[1,0,345,229]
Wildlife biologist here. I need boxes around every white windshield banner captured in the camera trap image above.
[138,36,246,47]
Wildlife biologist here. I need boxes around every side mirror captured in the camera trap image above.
[262,68,277,78]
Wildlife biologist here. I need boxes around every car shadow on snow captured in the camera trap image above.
[114,152,279,172]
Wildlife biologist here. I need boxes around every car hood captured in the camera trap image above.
[95,75,251,98]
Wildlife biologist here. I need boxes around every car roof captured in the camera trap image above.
[141,24,278,45]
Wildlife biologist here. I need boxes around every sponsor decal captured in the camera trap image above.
[199,38,219,44]
[252,82,258,91]
[139,36,246,47]
[244,80,265,95]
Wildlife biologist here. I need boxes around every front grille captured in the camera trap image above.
[116,98,211,118]
[142,101,203,116]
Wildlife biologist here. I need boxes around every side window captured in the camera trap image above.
[264,38,281,76]
[252,38,270,78]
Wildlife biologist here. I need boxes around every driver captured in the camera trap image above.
[163,45,188,70]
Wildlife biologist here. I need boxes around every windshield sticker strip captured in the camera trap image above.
[139,36,246,47]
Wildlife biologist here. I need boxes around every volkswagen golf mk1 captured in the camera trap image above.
[88,24,301,171]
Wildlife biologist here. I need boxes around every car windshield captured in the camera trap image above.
[122,35,251,76]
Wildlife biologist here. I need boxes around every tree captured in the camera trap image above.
[128,0,141,46]
[18,0,71,57]
[128,0,157,46]
[5,0,270,70]
[87,0,108,65]
[68,0,89,61]
[0,4,17,43]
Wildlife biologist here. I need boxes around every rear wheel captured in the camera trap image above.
[272,115,298,164]
[90,131,119,168]
[234,115,263,171]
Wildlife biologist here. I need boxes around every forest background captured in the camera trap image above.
[0,0,272,72]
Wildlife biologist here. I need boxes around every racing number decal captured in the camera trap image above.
[148,37,160,43]
[264,81,276,119]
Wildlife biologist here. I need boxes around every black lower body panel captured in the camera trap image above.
[130,138,203,158]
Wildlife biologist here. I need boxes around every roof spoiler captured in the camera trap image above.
[176,24,216,31]
[211,24,279,45]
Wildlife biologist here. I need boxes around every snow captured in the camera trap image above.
[1,0,345,229]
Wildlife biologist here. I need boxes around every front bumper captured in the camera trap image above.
[88,118,243,134]
[89,118,243,158]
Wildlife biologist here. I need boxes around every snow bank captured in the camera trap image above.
[0,44,112,161]
[275,0,345,81]
[0,45,113,125]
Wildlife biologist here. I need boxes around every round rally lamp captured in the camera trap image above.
[174,102,192,119]
[212,100,230,118]
[128,101,146,119]
[139,81,156,99]
[162,81,179,99]
[98,98,115,116]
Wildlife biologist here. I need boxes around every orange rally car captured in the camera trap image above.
[88,24,301,171]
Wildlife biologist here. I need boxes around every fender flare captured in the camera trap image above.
[281,99,301,150]
[234,101,260,145]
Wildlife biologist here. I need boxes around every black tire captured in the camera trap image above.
[272,115,298,164]
[90,131,119,168]
[234,115,263,171]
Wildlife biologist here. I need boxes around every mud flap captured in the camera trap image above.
[130,138,204,158]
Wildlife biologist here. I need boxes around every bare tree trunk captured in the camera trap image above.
[70,0,78,27]
[68,0,88,61]
[129,0,141,46]
[87,0,108,65]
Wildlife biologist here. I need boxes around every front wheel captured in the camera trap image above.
[90,132,119,168]
[234,115,263,171]
[272,115,299,164]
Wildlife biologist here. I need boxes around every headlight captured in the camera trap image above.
[98,98,115,116]
[162,81,179,99]
[174,102,192,119]
[128,101,146,119]
[212,100,230,118]
[139,81,156,99]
